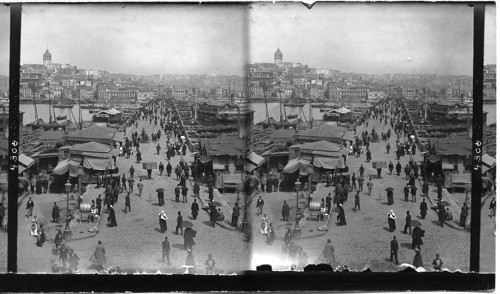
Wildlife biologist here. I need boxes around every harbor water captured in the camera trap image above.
[20,104,94,125]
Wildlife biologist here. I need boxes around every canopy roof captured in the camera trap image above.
[300,140,343,153]
[283,157,313,175]
[245,152,265,172]
[433,134,471,157]
[295,123,349,142]
[312,156,343,170]
[97,108,121,115]
[482,153,496,168]
[52,159,82,176]
[326,107,352,114]
[200,136,246,157]
[19,154,35,169]
[64,124,117,144]
[71,141,112,154]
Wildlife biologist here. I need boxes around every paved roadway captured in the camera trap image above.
[17,112,250,274]
[250,111,470,272]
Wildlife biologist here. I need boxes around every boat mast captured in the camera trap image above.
[78,92,82,129]
[33,96,39,125]
[279,91,283,126]
[264,94,270,123]
[48,89,53,124]
[309,90,313,128]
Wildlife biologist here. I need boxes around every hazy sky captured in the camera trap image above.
[249,3,495,76]
[21,4,247,76]
[18,4,496,77]
[0,5,9,76]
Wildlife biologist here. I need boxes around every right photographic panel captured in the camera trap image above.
[246,2,482,272]
[480,4,496,274]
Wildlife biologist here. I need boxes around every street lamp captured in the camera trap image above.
[64,180,72,241]
[293,180,302,239]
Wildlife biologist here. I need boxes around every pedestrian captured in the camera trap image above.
[162,236,171,265]
[432,253,443,271]
[210,204,218,227]
[386,142,391,154]
[158,211,168,233]
[325,194,332,214]
[208,185,214,202]
[183,227,196,250]
[351,173,357,191]
[36,224,46,247]
[297,247,309,270]
[205,254,216,274]
[266,223,275,245]
[413,248,424,268]
[460,202,468,227]
[282,201,290,221]
[182,185,189,203]
[404,185,410,202]
[359,164,364,178]
[89,240,107,271]
[173,185,180,202]
[193,182,200,198]
[52,202,60,223]
[404,211,412,234]
[388,210,396,232]
[358,177,364,192]
[159,162,164,176]
[367,179,373,196]
[396,161,402,176]
[166,161,172,177]
[284,227,293,246]
[231,203,240,227]
[388,161,394,175]
[156,143,161,155]
[59,242,68,269]
[185,248,196,274]
[420,199,428,219]
[125,192,131,212]
[176,211,183,235]
[322,239,337,268]
[337,203,346,225]
[489,198,496,217]
[54,230,63,248]
[26,197,34,217]
[256,195,264,215]
[68,248,80,274]
[390,236,399,264]
[129,165,135,178]
[107,205,117,227]
[377,167,382,178]
[437,184,443,201]
[411,226,425,249]
[191,199,199,220]
[128,177,135,193]
[411,185,417,202]
[121,174,127,192]
[354,191,360,211]
[422,181,429,197]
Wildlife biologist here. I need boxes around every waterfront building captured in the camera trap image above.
[328,88,368,101]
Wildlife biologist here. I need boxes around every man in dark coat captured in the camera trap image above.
[210,205,218,227]
[166,162,172,177]
[404,211,412,234]
[460,203,469,227]
[182,186,189,203]
[422,181,429,197]
[256,196,264,215]
[337,204,346,226]
[437,184,443,201]
[175,211,183,235]
[175,185,181,203]
[191,199,199,220]
[411,226,424,249]
[54,230,63,248]
[282,201,290,221]
[390,236,399,264]
[159,162,164,176]
[52,202,60,223]
[420,199,428,219]
[396,161,402,176]
[107,205,117,227]
[403,185,410,202]
[231,203,240,227]
[193,182,200,198]
[183,227,196,250]
[26,198,34,217]
[410,185,418,202]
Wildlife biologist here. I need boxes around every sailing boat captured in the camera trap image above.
[284,90,305,107]
[53,92,75,108]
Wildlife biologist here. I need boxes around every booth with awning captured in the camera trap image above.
[283,158,313,175]
[245,152,265,172]
[19,153,35,174]
[52,158,83,177]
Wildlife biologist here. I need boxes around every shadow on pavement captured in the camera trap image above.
[400,242,413,249]
[431,220,443,227]
[171,243,184,250]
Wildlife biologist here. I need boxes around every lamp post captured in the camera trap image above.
[64,181,72,241]
[293,180,302,239]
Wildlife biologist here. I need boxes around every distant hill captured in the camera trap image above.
[0,75,7,94]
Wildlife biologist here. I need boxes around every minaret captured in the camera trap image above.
[274,47,283,65]
[43,47,52,66]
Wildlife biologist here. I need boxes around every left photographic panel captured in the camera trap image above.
[17,4,250,274]
[0,4,9,273]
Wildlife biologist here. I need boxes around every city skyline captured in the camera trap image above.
[249,3,495,77]
[17,3,496,78]
[21,4,247,77]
